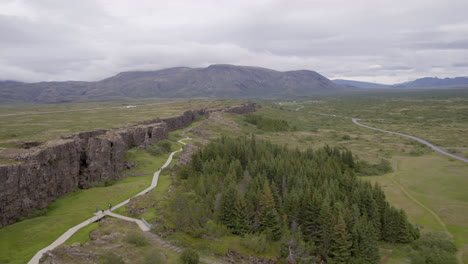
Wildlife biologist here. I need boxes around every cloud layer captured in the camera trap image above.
[1,0,467,84]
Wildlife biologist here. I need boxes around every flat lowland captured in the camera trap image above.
[363,155,468,263]
[0,99,239,149]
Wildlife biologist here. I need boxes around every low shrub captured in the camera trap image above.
[342,134,352,140]
[147,140,172,156]
[241,233,269,253]
[203,220,230,238]
[142,249,165,264]
[245,114,291,132]
[125,230,148,247]
[357,159,393,176]
[180,248,199,264]
[409,232,457,264]
[101,252,125,264]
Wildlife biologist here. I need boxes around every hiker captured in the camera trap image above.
[101,209,104,213]
[108,204,112,210]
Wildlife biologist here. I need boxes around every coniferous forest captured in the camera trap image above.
[167,136,420,263]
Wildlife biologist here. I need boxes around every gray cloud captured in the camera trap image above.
[0,0,467,84]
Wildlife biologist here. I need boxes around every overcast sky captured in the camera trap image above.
[1,0,467,84]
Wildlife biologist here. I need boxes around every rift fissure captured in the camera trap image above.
[0,103,255,227]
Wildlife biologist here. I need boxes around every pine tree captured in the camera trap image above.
[258,181,283,241]
[318,198,333,258]
[301,193,322,243]
[231,192,251,235]
[328,215,352,264]
[218,183,237,230]
[355,216,380,264]
[382,207,412,243]
[395,209,412,243]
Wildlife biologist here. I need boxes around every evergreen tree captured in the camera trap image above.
[301,192,322,243]
[318,198,333,258]
[231,192,251,235]
[355,216,380,264]
[328,215,352,264]
[258,181,283,241]
[218,183,237,229]
[395,209,412,243]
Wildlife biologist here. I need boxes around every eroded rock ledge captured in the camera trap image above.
[0,103,255,227]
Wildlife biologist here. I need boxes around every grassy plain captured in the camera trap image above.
[0,99,238,148]
[364,155,468,263]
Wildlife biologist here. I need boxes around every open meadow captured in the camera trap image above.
[0,99,238,150]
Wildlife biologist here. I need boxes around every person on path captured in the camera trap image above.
[108,204,112,210]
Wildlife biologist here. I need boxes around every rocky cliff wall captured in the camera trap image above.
[0,103,255,227]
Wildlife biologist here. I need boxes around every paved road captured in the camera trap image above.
[438,147,468,150]
[312,112,468,163]
[295,105,304,111]
[351,118,468,163]
[28,137,190,264]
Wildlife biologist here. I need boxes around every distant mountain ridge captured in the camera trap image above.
[2,65,468,103]
[397,76,468,88]
[0,64,339,103]
[333,76,468,89]
[332,79,391,89]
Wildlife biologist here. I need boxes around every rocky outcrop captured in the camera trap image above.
[0,103,255,227]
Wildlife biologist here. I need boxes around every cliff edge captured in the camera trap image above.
[0,103,255,227]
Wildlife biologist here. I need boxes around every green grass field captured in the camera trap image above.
[0,99,238,148]
[363,155,468,263]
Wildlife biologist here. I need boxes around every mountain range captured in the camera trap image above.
[332,77,468,89]
[1,64,467,103]
[0,65,339,103]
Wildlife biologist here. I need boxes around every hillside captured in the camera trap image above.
[333,79,390,88]
[397,76,468,88]
[0,65,339,103]
[334,76,468,89]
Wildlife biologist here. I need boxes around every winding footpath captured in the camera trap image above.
[28,137,190,264]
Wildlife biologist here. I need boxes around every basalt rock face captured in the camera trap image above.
[0,103,255,227]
